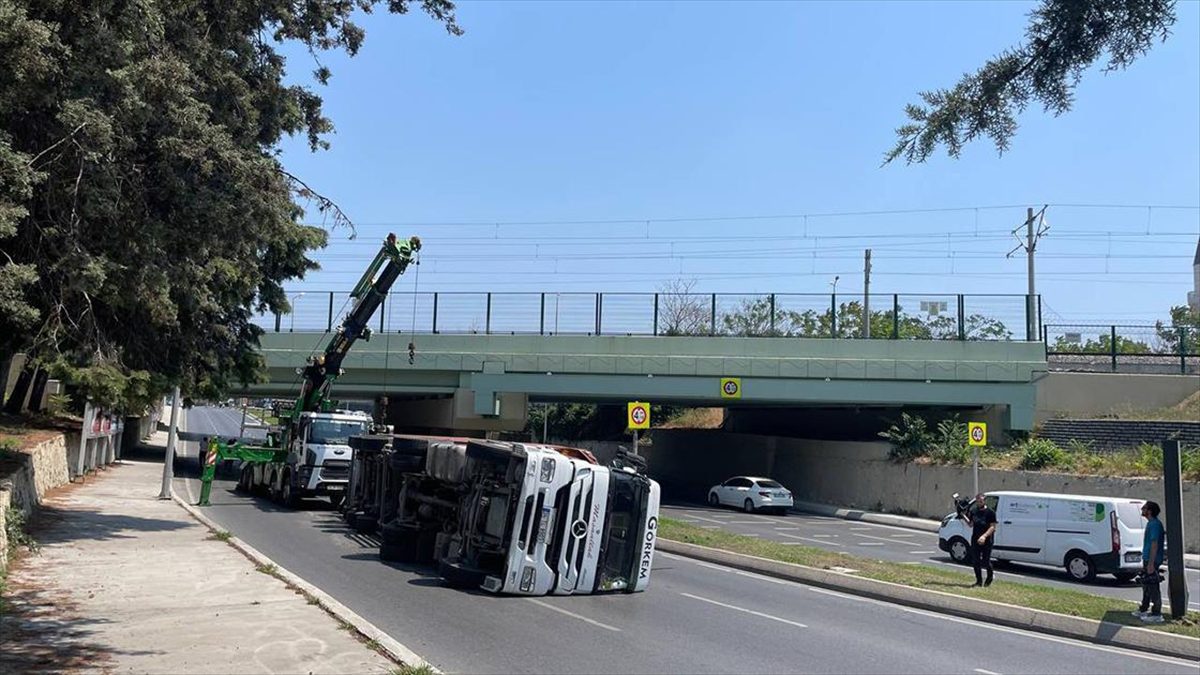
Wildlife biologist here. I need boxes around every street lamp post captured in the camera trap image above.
[289,292,306,332]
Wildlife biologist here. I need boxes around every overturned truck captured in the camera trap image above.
[345,434,660,595]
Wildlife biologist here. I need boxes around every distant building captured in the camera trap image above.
[1191,239,1200,312]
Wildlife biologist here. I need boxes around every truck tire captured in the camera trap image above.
[235,465,252,494]
[439,559,487,590]
[328,493,344,509]
[281,470,301,509]
[353,512,378,534]
[379,539,419,563]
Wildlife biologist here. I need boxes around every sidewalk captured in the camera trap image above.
[791,499,1200,570]
[0,435,395,674]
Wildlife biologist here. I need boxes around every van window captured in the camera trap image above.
[1115,501,1145,526]
[985,496,999,512]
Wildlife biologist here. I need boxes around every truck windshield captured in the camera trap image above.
[308,420,368,445]
[597,471,649,592]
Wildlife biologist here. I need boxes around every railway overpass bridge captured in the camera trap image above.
[237,331,1047,434]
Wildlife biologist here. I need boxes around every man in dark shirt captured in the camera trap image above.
[964,493,997,587]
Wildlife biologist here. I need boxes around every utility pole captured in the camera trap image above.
[158,385,180,499]
[863,249,872,338]
[1007,206,1048,341]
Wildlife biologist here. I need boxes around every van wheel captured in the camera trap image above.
[743,498,755,514]
[708,493,720,507]
[948,537,970,564]
[1065,551,1096,582]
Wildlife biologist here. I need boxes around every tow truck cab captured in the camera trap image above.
[291,411,368,496]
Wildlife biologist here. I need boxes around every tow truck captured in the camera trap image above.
[197,233,420,507]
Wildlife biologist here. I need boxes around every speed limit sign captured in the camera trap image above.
[627,402,650,430]
[968,422,987,446]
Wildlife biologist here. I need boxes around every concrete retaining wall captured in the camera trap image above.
[644,430,1200,552]
[1036,372,1198,422]
[0,432,76,573]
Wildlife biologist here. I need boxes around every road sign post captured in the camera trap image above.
[627,402,650,456]
[968,422,987,497]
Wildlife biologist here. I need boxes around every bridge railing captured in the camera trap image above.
[1044,323,1199,375]
[265,291,1043,342]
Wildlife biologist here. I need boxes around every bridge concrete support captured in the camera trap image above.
[464,372,1037,431]
[386,389,528,433]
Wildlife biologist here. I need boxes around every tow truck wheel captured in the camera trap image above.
[329,494,344,509]
[281,471,300,508]
[269,471,282,503]
[438,559,487,590]
[235,465,252,494]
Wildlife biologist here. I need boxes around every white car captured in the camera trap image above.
[708,476,794,514]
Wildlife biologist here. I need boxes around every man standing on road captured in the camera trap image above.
[1133,501,1166,624]
[967,493,997,587]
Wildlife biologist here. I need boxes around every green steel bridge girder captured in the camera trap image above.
[249,332,1046,431]
[464,371,1037,431]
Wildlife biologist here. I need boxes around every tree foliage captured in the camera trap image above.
[886,0,1176,164]
[1155,304,1199,355]
[0,0,460,410]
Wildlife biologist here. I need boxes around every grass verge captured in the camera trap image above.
[659,518,1200,638]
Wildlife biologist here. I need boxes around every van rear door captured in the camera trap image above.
[994,495,1049,562]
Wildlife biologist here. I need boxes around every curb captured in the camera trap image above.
[658,538,1200,662]
[172,495,438,673]
[790,500,1200,570]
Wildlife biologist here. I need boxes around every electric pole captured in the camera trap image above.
[158,385,180,499]
[1007,206,1048,341]
[863,249,872,338]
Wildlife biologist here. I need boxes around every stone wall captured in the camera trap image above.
[644,429,1200,552]
[0,432,77,573]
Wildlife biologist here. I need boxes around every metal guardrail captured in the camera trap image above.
[260,292,1042,342]
[1044,324,1199,375]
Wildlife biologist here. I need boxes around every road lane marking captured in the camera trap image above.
[525,599,621,632]
[909,551,937,555]
[975,669,1001,675]
[812,534,835,538]
[777,532,846,547]
[672,553,1196,669]
[773,527,800,531]
[679,592,807,628]
[659,552,795,586]
[810,587,869,602]
[725,520,769,525]
[857,542,884,546]
[850,532,914,545]
[890,533,914,538]
[850,527,872,531]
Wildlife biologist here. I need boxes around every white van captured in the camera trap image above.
[937,491,1146,582]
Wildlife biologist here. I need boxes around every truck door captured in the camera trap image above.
[993,495,1049,563]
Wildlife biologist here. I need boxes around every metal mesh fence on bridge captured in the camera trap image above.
[1044,324,1199,375]
[259,291,1038,342]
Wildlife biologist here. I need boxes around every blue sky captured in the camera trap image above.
[275,1,1200,333]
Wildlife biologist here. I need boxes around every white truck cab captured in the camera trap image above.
[481,446,661,595]
[242,410,369,507]
[938,490,1146,582]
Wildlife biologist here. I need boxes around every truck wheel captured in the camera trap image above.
[269,471,282,502]
[380,540,419,563]
[328,494,344,509]
[235,465,252,494]
[281,471,300,509]
[353,512,378,534]
[439,559,487,590]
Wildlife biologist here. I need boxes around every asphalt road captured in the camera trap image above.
[659,504,1200,609]
[172,407,1199,674]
